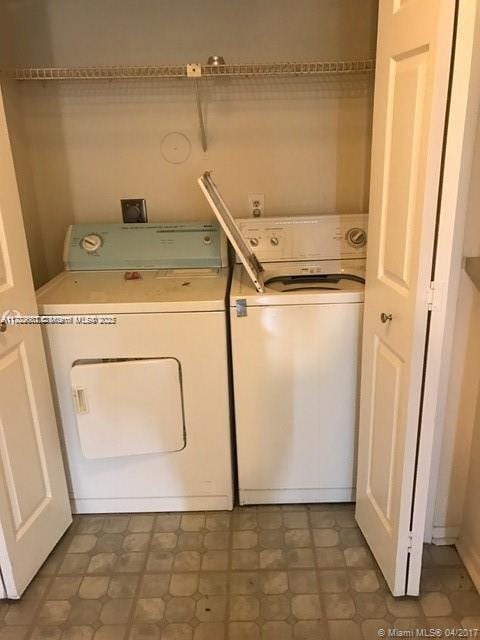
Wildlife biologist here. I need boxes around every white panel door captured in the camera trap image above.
[0,85,71,598]
[356,0,455,595]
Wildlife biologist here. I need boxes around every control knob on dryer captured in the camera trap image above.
[346,227,367,248]
[80,233,103,253]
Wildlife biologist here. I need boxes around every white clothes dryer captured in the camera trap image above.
[37,222,233,513]
[199,172,366,505]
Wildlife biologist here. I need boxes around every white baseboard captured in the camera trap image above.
[71,495,233,514]
[239,487,355,505]
[431,525,460,545]
[456,539,480,593]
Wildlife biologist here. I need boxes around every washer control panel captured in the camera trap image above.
[237,214,368,263]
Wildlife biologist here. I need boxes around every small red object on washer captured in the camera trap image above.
[124,271,142,280]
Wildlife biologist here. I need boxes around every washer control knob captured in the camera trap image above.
[203,235,212,245]
[346,228,367,248]
[250,238,259,247]
[270,237,279,246]
[80,233,103,253]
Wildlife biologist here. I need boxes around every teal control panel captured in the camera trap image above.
[64,223,226,271]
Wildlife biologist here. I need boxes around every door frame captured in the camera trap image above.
[420,1,480,550]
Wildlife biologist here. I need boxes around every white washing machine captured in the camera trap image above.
[199,172,366,505]
[36,222,233,513]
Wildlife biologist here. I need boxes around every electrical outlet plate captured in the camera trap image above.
[248,194,265,217]
[121,199,148,223]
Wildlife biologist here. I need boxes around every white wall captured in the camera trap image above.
[455,111,480,588]
[0,0,377,286]
[432,109,480,551]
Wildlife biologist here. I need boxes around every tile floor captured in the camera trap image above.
[1,504,479,640]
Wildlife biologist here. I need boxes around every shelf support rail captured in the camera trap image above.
[186,63,207,152]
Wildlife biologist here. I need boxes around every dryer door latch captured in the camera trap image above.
[236,299,247,317]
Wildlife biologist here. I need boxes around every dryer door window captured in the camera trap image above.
[70,358,185,459]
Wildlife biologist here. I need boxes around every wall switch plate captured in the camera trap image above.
[121,199,148,223]
[248,194,264,217]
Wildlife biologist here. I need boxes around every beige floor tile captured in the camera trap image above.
[195,596,226,622]
[233,550,260,570]
[315,548,346,569]
[261,594,291,620]
[229,621,261,640]
[169,574,198,597]
[198,573,228,595]
[62,625,94,639]
[200,551,228,571]
[48,577,82,600]
[161,623,192,640]
[309,512,336,529]
[177,534,203,551]
[92,626,127,640]
[38,601,71,625]
[313,529,339,548]
[349,569,380,593]
[293,620,328,639]
[261,571,288,594]
[123,534,150,553]
[129,624,160,639]
[283,513,308,529]
[180,515,205,533]
[286,548,315,569]
[323,593,356,619]
[192,622,225,640]
[261,621,293,640]
[108,575,139,599]
[134,598,166,623]
[94,534,123,554]
[328,619,362,640]
[291,594,322,620]
[99,598,133,624]
[230,572,259,595]
[203,532,229,550]
[128,515,155,533]
[103,517,129,534]
[205,513,230,532]
[354,592,387,618]
[139,575,170,598]
[165,598,196,623]
[232,531,258,550]
[155,515,181,533]
[420,591,453,617]
[229,595,260,621]
[173,552,201,572]
[285,530,311,549]
[287,571,318,594]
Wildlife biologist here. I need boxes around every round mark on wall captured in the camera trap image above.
[160,132,192,164]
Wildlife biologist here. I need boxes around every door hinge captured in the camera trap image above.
[407,531,413,551]
[236,298,247,317]
[427,281,443,311]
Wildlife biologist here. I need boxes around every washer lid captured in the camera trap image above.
[198,172,265,293]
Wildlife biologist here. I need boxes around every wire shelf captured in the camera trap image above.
[3,59,375,81]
